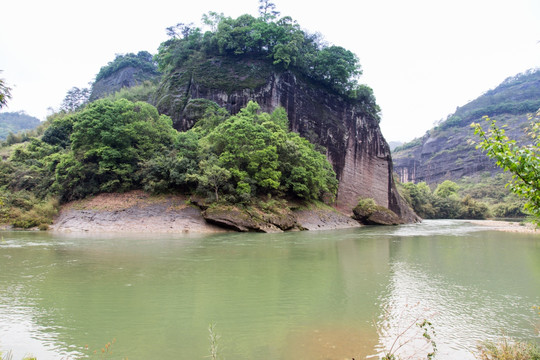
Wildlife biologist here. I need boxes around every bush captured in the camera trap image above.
[0,191,59,228]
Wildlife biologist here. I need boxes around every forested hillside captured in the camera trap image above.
[0,111,41,140]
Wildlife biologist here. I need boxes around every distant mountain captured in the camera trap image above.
[388,141,403,151]
[392,68,540,185]
[0,111,41,140]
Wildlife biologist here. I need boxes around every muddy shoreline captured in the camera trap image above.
[466,219,539,234]
[49,191,362,233]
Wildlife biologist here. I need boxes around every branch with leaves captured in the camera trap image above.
[471,110,540,225]
[0,71,12,109]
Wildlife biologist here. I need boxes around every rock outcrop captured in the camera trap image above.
[90,66,159,101]
[352,202,403,226]
[392,131,499,185]
[155,57,418,223]
[203,205,301,233]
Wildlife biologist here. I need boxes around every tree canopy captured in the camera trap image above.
[60,87,91,113]
[195,101,337,202]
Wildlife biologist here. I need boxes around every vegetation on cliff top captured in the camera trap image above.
[154,1,379,109]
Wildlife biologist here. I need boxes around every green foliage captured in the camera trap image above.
[434,180,459,198]
[42,113,74,148]
[472,112,540,225]
[354,197,378,214]
[1,97,336,213]
[105,81,157,103]
[189,156,232,201]
[400,180,490,219]
[62,99,175,199]
[0,190,59,229]
[200,101,337,202]
[95,51,158,82]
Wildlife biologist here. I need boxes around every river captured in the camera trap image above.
[0,220,538,360]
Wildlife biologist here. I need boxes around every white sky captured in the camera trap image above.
[1,0,539,142]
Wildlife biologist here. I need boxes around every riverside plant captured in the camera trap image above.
[475,337,540,360]
[375,302,438,360]
[0,351,36,360]
[208,323,221,360]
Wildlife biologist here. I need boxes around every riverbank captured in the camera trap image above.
[467,219,539,234]
[49,191,361,233]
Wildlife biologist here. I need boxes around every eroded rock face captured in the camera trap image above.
[392,132,498,185]
[90,66,159,101]
[156,60,418,223]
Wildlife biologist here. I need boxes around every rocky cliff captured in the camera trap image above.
[154,57,417,222]
[393,69,540,185]
[90,66,159,101]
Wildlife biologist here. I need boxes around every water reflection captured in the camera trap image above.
[375,224,540,360]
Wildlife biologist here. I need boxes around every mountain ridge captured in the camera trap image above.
[392,68,540,185]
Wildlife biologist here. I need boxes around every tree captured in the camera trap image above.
[201,101,337,202]
[191,156,231,201]
[434,180,459,198]
[258,0,280,21]
[472,112,540,225]
[0,71,12,109]
[60,87,90,112]
[63,99,175,197]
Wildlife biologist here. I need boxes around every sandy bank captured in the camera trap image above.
[50,191,227,233]
[50,191,362,233]
[466,219,539,234]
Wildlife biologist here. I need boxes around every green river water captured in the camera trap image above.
[0,220,539,360]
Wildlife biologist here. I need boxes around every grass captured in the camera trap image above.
[476,338,540,360]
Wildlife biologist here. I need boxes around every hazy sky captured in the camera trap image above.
[1,0,539,142]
